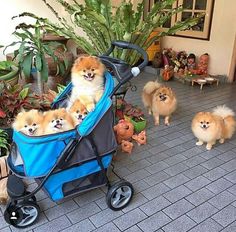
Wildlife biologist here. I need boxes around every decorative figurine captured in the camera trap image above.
[132,131,147,146]
[121,140,134,154]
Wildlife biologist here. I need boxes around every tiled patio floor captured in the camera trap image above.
[1,72,236,232]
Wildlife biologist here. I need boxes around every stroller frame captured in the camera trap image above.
[4,41,148,228]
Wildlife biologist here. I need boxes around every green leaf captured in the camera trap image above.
[35,53,42,71]
[22,52,33,78]
[19,87,29,100]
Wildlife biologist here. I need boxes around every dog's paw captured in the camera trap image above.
[219,138,225,144]
[165,122,170,126]
[154,121,159,126]
[148,110,152,115]
[86,103,95,112]
[196,141,203,146]
[206,145,212,150]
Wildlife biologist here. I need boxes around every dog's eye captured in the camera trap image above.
[60,118,63,121]
[24,125,28,128]
[76,110,79,113]
[32,123,36,126]
[83,69,86,72]
[206,122,209,124]
[84,112,88,115]
[91,68,95,72]
[51,120,54,123]
[200,121,203,124]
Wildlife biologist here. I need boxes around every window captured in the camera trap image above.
[146,0,215,40]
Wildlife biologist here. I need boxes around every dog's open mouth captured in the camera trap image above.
[28,130,36,136]
[160,96,167,101]
[54,123,63,129]
[84,74,95,81]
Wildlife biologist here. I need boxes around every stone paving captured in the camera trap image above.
[1,72,236,232]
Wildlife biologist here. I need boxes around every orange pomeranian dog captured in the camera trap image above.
[70,55,105,112]
[192,105,236,150]
[68,99,88,126]
[142,81,177,126]
[12,109,44,136]
[43,108,75,135]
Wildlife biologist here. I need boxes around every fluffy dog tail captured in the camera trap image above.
[143,81,161,95]
[213,105,236,139]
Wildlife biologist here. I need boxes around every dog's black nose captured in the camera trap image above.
[78,114,83,119]
[203,124,206,128]
[29,128,33,132]
[87,73,92,77]
[56,120,60,124]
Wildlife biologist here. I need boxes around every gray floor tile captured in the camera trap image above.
[139,196,171,216]
[164,185,192,203]
[113,208,147,231]
[162,215,196,232]
[188,218,222,232]
[163,199,194,219]
[186,188,215,206]
[212,205,236,227]
[138,211,171,232]
[208,191,236,209]
[61,219,95,232]
[187,202,218,223]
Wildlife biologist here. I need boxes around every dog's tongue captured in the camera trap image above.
[29,131,35,136]
[55,124,62,129]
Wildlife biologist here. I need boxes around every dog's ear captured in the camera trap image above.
[113,125,118,132]
[132,134,138,140]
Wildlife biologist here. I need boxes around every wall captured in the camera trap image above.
[0,0,62,60]
[161,0,236,81]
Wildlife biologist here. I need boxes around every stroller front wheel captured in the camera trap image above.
[106,180,134,211]
[4,201,40,228]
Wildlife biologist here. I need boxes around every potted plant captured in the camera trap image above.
[124,103,147,133]
[0,60,19,86]
[116,98,146,133]
[12,0,201,66]
[0,129,10,157]
[4,20,69,95]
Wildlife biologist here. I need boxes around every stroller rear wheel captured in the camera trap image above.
[106,180,134,211]
[4,201,40,228]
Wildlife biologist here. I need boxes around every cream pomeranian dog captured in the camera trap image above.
[12,109,44,136]
[68,99,88,126]
[142,81,177,126]
[43,108,75,135]
[70,55,105,112]
[192,105,236,150]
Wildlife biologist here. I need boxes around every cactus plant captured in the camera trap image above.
[12,0,201,65]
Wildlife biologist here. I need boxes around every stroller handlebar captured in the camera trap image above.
[99,41,148,96]
[104,40,148,70]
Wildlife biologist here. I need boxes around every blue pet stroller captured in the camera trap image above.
[4,41,148,228]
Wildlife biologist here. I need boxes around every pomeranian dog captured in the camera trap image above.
[192,105,236,150]
[12,109,44,136]
[68,99,88,126]
[43,108,75,135]
[142,81,177,126]
[70,55,105,112]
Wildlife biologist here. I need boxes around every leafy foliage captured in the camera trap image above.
[12,0,201,65]
[4,20,69,82]
[0,82,52,127]
[0,129,10,157]
[0,61,17,76]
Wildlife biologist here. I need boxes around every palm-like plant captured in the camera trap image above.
[5,20,69,94]
[12,0,201,65]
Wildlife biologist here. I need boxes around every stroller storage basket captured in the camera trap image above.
[9,72,117,179]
